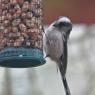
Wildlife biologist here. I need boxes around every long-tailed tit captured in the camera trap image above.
[43,16,72,95]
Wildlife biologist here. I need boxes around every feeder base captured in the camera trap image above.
[0,48,46,68]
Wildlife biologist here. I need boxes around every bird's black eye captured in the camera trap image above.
[53,21,72,29]
[59,22,71,27]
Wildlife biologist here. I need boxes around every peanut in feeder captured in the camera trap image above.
[0,0,45,68]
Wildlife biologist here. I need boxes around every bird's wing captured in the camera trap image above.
[59,38,68,76]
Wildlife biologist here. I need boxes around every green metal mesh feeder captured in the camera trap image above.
[0,0,45,68]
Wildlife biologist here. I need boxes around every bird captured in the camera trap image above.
[43,16,72,95]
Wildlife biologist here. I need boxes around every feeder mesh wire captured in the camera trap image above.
[0,0,43,50]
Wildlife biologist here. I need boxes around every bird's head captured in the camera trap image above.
[53,16,72,40]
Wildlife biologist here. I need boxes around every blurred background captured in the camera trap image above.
[0,0,95,95]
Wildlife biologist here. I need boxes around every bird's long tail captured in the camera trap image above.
[59,63,71,95]
[59,40,71,95]
[62,76,71,95]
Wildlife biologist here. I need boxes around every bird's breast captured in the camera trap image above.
[47,30,64,60]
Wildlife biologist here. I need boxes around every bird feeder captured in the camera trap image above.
[0,0,45,68]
